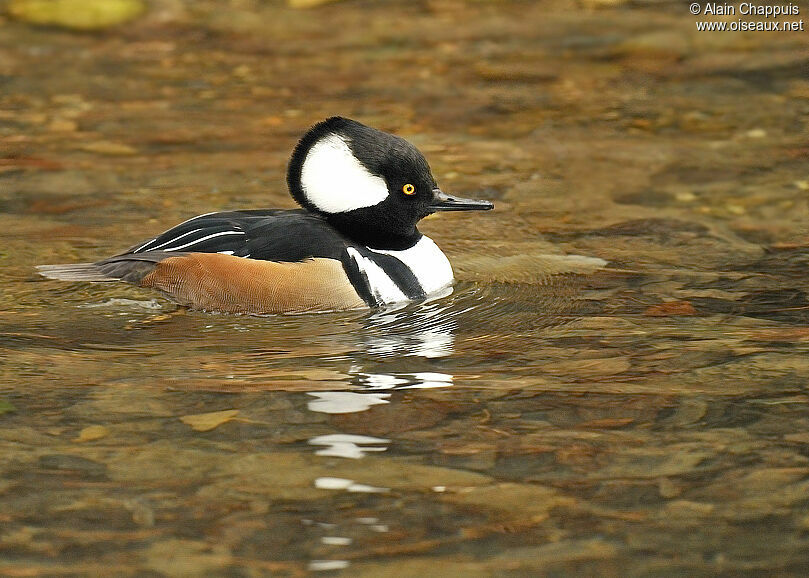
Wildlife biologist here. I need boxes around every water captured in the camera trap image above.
[2,0,809,575]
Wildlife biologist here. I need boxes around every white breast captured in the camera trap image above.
[370,236,454,296]
[346,247,409,305]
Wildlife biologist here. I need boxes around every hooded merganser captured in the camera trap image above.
[38,117,493,313]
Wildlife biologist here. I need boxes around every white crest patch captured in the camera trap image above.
[370,236,454,296]
[301,134,388,214]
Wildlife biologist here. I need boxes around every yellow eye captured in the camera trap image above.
[402,183,416,195]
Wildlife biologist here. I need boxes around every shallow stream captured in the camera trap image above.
[2,1,809,575]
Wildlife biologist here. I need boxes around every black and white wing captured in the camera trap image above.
[38,209,343,284]
[131,211,263,256]
[127,209,349,262]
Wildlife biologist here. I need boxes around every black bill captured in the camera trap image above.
[429,188,494,212]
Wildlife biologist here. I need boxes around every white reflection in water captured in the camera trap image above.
[314,477,355,489]
[345,482,389,493]
[309,560,349,572]
[356,371,454,390]
[321,536,352,546]
[355,518,389,532]
[301,519,338,529]
[306,372,454,415]
[403,372,453,389]
[357,373,409,389]
[307,391,390,414]
[314,477,389,493]
[361,298,457,358]
[364,328,454,358]
[309,434,390,459]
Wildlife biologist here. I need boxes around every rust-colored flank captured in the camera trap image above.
[140,253,366,314]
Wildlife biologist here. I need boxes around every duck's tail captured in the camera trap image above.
[36,263,118,282]
[37,252,180,284]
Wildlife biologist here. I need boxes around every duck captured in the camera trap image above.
[37,117,493,314]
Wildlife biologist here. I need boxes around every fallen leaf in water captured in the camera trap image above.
[576,417,634,429]
[644,301,698,316]
[444,482,575,523]
[73,425,109,442]
[0,157,64,171]
[287,0,342,8]
[79,141,137,156]
[438,441,498,456]
[0,400,15,415]
[180,409,239,432]
[48,119,78,132]
[8,0,145,30]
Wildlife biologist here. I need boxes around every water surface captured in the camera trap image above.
[2,1,809,575]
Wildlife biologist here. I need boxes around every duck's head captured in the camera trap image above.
[287,117,493,250]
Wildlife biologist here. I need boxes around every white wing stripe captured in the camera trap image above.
[147,228,204,251]
[164,230,245,251]
[133,238,157,252]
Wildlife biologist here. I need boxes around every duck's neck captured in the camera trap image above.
[327,214,422,250]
